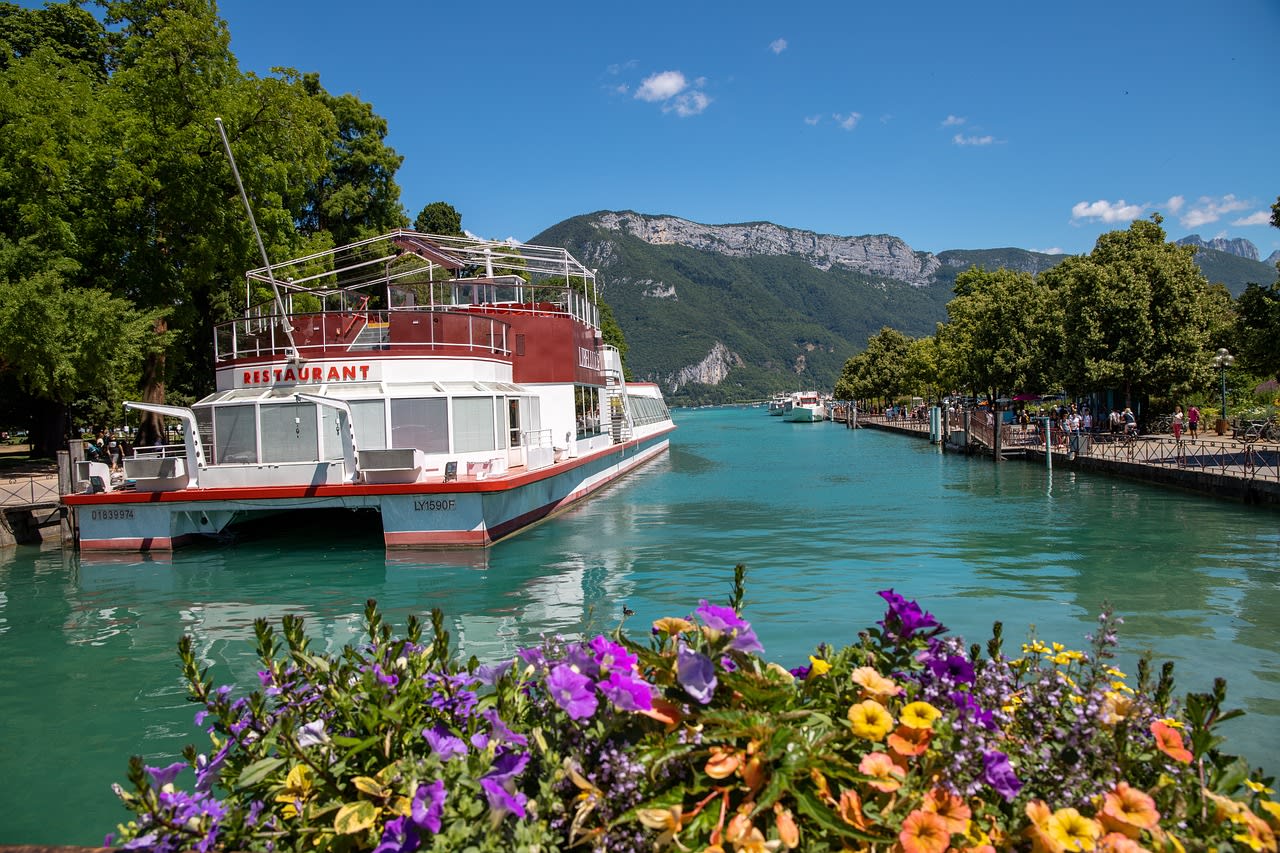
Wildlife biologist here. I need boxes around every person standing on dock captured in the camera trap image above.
[1188,404,1200,441]
[1172,405,1184,442]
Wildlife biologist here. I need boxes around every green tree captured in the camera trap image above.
[934,266,1062,401]
[833,326,912,403]
[1042,215,1213,405]
[414,201,464,236]
[0,0,107,74]
[1234,283,1280,381]
[300,72,406,246]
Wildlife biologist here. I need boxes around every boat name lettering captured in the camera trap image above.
[577,347,601,371]
[91,508,135,520]
[414,499,456,512]
[242,364,371,386]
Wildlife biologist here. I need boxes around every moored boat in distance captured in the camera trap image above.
[782,392,825,423]
[64,230,675,551]
[767,393,789,416]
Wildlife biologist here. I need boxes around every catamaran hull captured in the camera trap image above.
[71,431,671,552]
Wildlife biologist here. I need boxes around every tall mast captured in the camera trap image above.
[214,117,299,356]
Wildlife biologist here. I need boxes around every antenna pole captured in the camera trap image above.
[214,117,298,355]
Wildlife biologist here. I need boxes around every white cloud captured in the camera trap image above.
[1031,247,1066,255]
[1071,199,1146,223]
[770,38,787,54]
[833,112,862,130]
[612,84,629,96]
[942,115,966,126]
[636,70,687,102]
[1165,195,1185,214]
[953,133,994,146]
[607,60,638,76]
[804,114,821,126]
[1180,194,1252,228]
[1232,210,1272,227]
[669,91,711,117]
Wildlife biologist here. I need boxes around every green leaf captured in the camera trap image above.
[792,787,886,844]
[334,800,379,834]
[352,776,387,797]
[235,756,287,790]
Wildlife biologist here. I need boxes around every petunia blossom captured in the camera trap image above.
[1151,720,1193,763]
[410,779,445,833]
[372,815,418,853]
[848,699,894,741]
[695,599,765,653]
[899,809,952,853]
[480,776,527,820]
[423,723,467,760]
[599,669,654,711]
[589,635,637,673]
[923,787,972,834]
[858,751,905,792]
[676,645,717,704]
[546,663,598,720]
[1099,781,1160,838]
[851,666,902,702]
[982,750,1023,801]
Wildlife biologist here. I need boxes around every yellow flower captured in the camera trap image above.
[1048,807,1103,852]
[808,656,832,676]
[1105,667,1127,679]
[1245,779,1276,795]
[1110,681,1135,695]
[637,805,684,849]
[1158,717,1184,729]
[652,616,695,635]
[899,701,942,730]
[848,699,894,741]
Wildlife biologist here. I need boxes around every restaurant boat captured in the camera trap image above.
[64,230,675,551]
[782,392,825,423]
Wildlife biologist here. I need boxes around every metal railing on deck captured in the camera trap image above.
[1,475,60,506]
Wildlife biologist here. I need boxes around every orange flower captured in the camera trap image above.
[705,746,742,780]
[1099,782,1160,838]
[888,723,933,757]
[851,666,902,702]
[1026,799,1066,853]
[900,809,952,853]
[1151,721,1193,764]
[639,696,683,728]
[858,751,905,792]
[1096,832,1146,853]
[773,804,800,850]
[838,787,869,831]
[923,787,972,835]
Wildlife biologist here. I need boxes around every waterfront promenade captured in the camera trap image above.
[860,412,1280,506]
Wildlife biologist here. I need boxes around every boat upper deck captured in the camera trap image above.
[216,230,602,365]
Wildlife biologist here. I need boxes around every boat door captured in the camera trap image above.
[507,398,525,469]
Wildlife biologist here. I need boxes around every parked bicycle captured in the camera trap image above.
[1232,417,1277,443]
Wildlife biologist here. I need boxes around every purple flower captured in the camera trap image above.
[590,635,637,673]
[194,744,229,794]
[475,659,514,685]
[696,600,765,654]
[877,588,944,643]
[517,646,547,668]
[423,724,467,761]
[372,815,419,853]
[481,708,528,746]
[480,776,528,819]
[676,646,717,704]
[599,670,654,711]
[372,664,399,688]
[927,654,976,685]
[245,800,264,827]
[563,643,600,679]
[982,749,1023,801]
[295,720,329,747]
[410,780,445,833]
[949,691,997,731]
[146,761,187,788]
[789,664,811,680]
[546,663,598,720]
[486,749,530,785]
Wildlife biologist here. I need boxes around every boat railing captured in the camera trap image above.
[132,443,189,460]
[523,428,554,449]
[213,308,512,363]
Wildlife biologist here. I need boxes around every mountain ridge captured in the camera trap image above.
[530,211,1276,404]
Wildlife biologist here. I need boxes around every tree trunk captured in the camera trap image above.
[30,398,67,459]
[135,317,168,447]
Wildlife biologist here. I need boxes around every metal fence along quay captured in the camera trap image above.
[861,412,1280,491]
[1,474,60,507]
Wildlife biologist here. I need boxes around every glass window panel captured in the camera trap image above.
[351,400,387,451]
[261,402,318,463]
[390,398,448,453]
[215,404,258,464]
[320,406,343,460]
[453,397,496,452]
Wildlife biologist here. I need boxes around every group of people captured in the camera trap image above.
[84,431,131,473]
[1169,404,1201,442]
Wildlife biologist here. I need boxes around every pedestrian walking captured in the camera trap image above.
[1187,404,1200,441]
[1172,405,1184,442]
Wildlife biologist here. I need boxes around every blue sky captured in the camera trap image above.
[219,1,1275,257]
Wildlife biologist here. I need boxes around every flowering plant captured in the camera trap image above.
[111,566,1279,852]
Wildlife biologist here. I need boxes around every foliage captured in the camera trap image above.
[414,202,464,237]
[833,326,913,402]
[111,569,1279,853]
[1234,282,1280,381]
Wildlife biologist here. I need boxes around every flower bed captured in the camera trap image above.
[110,566,1278,852]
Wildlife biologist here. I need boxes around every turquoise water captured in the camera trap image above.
[2,405,1278,845]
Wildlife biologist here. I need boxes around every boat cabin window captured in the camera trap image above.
[453,397,498,453]
[261,402,319,463]
[350,399,387,451]
[575,386,602,439]
[390,398,448,454]
[214,404,258,464]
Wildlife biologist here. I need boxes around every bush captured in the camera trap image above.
[110,566,1278,852]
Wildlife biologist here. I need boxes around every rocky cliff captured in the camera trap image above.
[593,211,941,288]
[1175,234,1260,261]
[665,341,743,391]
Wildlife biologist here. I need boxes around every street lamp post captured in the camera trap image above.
[1211,347,1234,435]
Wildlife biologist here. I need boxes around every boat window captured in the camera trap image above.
[508,398,521,447]
[390,398,448,453]
[320,406,344,460]
[575,386,602,439]
[214,404,258,464]
[453,397,497,453]
[261,402,319,463]
[351,400,387,451]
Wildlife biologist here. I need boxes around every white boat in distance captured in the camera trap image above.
[782,392,825,423]
[66,230,675,551]
[767,393,789,416]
